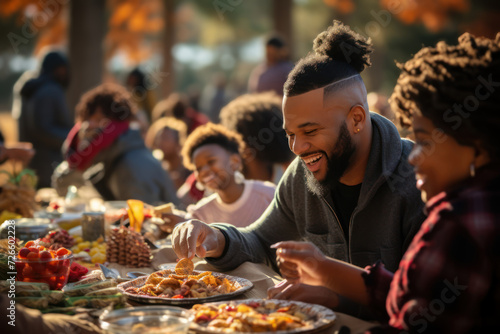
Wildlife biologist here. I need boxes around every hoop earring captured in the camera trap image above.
[195,181,205,191]
[234,170,245,184]
[469,163,476,178]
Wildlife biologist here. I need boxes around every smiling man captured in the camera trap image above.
[171,21,425,317]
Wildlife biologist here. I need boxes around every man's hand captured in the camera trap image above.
[171,219,226,259]
[267,280,339,309]
[157,213,187,233]
[272,241,328,287]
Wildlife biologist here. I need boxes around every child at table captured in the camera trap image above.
[181,123,275,227]
[271,33,500,333]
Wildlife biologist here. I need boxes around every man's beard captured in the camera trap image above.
[304,121,356,197]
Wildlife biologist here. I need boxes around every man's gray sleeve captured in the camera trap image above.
[206,173,300,271]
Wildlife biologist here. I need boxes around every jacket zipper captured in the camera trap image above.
[322,197,351,263]
[347,210,356,264]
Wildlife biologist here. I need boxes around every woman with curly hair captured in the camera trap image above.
[274,33,500,333]
[53,84,178,205]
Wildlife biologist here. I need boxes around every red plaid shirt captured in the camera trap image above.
[364,164,500,333]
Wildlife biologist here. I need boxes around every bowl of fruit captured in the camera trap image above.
[15,240,73,290]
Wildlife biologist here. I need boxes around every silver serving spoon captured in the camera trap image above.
[126,271,149,279]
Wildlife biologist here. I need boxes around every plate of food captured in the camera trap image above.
[117,259,253,305]
[189,299,336,334]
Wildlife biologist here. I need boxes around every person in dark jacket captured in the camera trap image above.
[170,21,426,318]
[16,50,72,188]
[52,84,179,205]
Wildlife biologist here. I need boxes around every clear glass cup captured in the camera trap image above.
[100,306,193,334]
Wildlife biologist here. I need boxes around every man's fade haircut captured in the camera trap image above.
[181,122,246,171]
[284,20,373,99]
[76,83,137,122]
[391,32,500,162]
[219,92,293,164]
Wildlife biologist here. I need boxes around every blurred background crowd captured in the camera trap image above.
[0,0,499,209]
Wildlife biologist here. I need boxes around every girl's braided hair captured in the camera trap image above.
[391,33,500,161]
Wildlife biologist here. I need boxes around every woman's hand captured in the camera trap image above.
[271,241,328,287]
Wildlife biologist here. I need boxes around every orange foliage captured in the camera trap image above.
[323,0,355,14]
[380,0,469,31]
[0,0,164,62]
[0,0,66,55]
[465,12,500,39]
[107,0,164,62]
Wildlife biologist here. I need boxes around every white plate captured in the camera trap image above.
[117,269,253,305]
[190,299,336,334]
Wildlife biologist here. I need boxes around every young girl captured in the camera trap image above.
[145,117,191,190]
[272,33,500,333]
[181,123,276,228]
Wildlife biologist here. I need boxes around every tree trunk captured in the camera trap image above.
[161,0,176,98]
[68,0,105,113]
[272,0,293,57]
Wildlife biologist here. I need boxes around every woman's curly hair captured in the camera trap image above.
[76,83,136,121]
[391,33,500,161]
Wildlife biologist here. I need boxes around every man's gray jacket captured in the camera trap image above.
[208,113,425,273]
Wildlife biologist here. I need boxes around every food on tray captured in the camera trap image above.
[175,258,194,275]
[85,287,121,297]
[153,203,174,216]
[123,269,239,299]
[68,262,89,282]
[63,279,116,297]
[15,240,73,290]
[15,296,49,309]
[39,229,75,249]
[107,226,151,267]
[66,294,126,308]
[192,300,330,333]
[71,270,105,286]
[14,289,64,304]
[0,281,49,292]
[0,169,38,217]
[72,235,106,264]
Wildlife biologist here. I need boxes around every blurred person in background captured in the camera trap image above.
[125,67,157,123]
[52,84,178,205]
[0,129,34,167]
[199,72,233,123]
[219,92,294,183]
[367,92,410,138]
[248,34,294,96]
[15,50,73,188]
[152,92,208,134]
[145,117,190,190]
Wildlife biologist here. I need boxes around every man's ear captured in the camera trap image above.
[348,104,367,134]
